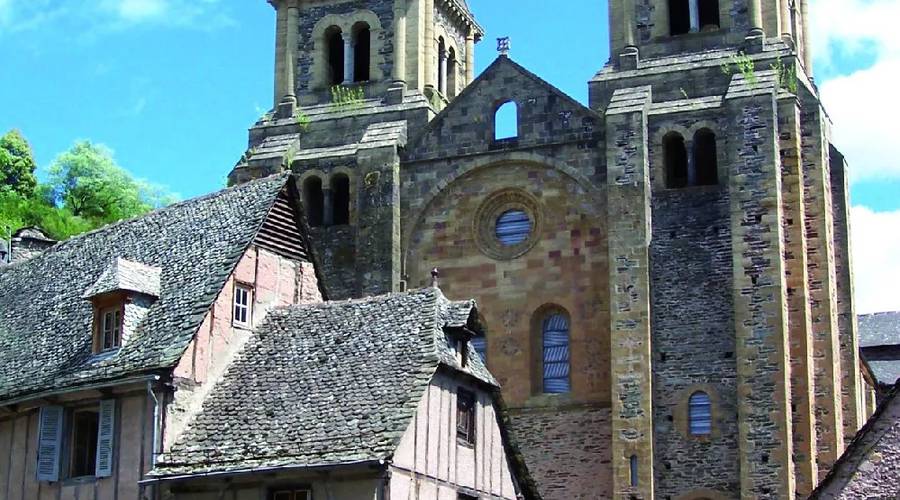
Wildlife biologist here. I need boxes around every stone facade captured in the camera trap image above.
[235,0,868,498]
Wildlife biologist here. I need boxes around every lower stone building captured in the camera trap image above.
[859,312,900,403]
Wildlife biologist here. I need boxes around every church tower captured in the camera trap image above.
[593,0,862,498]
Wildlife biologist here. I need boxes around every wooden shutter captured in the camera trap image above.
[95,399,116,477]
[37,406,64,482]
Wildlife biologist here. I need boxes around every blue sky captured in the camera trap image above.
[1,0,899,312]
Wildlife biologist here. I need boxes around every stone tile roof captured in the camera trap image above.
[859,311,900,348]
[149,287,495,477]
[82,258,162,299]
[0,174,293,405]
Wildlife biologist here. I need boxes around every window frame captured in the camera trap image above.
[269,486,312,500]
[688,391,713,436]
[233,283,253,328]
[540,311,571,394]
[98,306,122,352]
[456,388,477,447]
[66,406,100,480]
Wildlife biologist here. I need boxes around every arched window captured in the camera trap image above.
[669,0,691,35]
[331,174,350,226]
[664,132,688,188]
[689,391,713,435]
[447,47,458,98]
[541,312,570,394]
[325,26,344,85]
[495,101,518,141]
[698,0,720,31]
[303,176,324,227]
[693,128,718,186]
[352,22,371,82]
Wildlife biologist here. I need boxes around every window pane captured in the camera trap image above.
[495,210,531,246]
[543,313,570,393]
[689,392,712,435]
[471,336,487,363]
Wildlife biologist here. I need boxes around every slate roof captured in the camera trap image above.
[83,258,162,299]
[859,311,900,348]
[0,174,294,405]
[149,287,496,477]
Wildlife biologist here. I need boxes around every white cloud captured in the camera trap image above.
[812,0,900,182]
[109,0,167,22]
[851,206,900,314]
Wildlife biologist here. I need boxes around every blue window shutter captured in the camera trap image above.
[95,399,116,477]
[689,392,712,435]
[37,406,64,482]
[542,313,571,394]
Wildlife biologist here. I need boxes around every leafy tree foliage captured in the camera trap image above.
[0,132,176,242]
[0,130,38,198]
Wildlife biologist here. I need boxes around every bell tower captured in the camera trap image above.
[268,0,483,111]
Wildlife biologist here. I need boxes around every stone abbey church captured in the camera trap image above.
[226,0,881,498]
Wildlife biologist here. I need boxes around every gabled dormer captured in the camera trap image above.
[82,258,161,354]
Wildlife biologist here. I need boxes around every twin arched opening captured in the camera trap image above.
[303,174,351,227]
[664,129,718,188]
[669,0,721,36]
[437,37,459,98]
[324,22,372,86]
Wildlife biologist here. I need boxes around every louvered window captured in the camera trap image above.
[37,401,115,481]
[689,391,712,435]
[457,388,476,446]
[495,210,531,246]
[233,284,252,327]
[37,406,64,482]
[542,313,571,394]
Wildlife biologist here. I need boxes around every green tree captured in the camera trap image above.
[0,129,39,197]
[47,141,173,224]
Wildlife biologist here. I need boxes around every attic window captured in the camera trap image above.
[233,283,253,328]
[98,306,122,352]
[270,488,311,500]
[457,388,476,446]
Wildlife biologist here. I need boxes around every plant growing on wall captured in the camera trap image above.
[771,56,798,94]
[295,109,311,132]
[330,85,365,110]
[720,51,758,87]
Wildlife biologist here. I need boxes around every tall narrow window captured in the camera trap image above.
[69,409,99,478]
[629,455,639,487]
[689,391,713,435]
[693,128,718,186]
[669,0,691,35]
[664,132,689,188]
[447,47,458,97]
[99,306,122,351]
[542,312,571,394]
[325,26,344,85]
[698,0,720,30]
[303,176,324,227]
[494,101,518,140]
[471,334,487,364]
[331,174,350,225]
[437,37,447,95]
[233,284,252,327]
[457,388,476,445]
[352,22,371,82]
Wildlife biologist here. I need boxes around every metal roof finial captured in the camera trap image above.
[497,37,511,57]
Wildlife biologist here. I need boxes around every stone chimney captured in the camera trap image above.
[9,227,56,264]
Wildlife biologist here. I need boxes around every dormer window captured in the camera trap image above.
[99,306,122,351]
[233,283,253,328]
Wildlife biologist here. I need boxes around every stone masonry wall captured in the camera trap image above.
[649,184,740,498]
[507,406,612,500]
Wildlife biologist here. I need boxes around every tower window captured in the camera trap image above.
[494,101,519,140]
[325,26,344,85]
[689,391,713,435]
[541,311,571,394]
[693,128,718,186]
[698,0,720,31]
[663,132,688,188]
[629,455,639,487]
[495,209,532,246]
[437,37,447,95]
[352,22,371,82]
[669,0,691,35]
[331,174,350,225]
[447,47,458,98]
[303,176,325,227]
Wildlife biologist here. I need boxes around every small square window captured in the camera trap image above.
[98,306,122,352]
[269,487,311,500]
[69,408,100,478]
[457,388,476,446]
[233,284,253,327]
